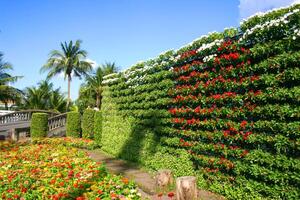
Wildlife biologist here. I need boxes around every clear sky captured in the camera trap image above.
[0,0,297,100]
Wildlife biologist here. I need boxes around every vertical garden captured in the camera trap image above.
[99,4,300,199]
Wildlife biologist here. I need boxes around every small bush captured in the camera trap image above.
[66,111,81,138]
[94,111,102,145]
[81,108,95,139]
[30,113,48,138]
[145,147,195,177]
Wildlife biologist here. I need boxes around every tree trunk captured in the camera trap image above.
[96,94,100,109]
[4,102,8,110]
[67,75,71,110]
[176,176,197,200]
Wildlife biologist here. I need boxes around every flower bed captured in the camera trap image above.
[0,140,141,200]
[32,137,99,150]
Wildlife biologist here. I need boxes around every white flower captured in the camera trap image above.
[130,189,137,193]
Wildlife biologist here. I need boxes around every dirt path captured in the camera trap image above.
[85,149,225,200]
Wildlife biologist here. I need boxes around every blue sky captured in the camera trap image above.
[0,0,297,100]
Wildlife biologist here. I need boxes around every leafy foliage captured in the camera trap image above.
[18,80,67,113]
[81,108,95,139]
[0,52,22,109]
[30,113,48,138]
[100,4,300,199]
[94,111,103,145]
[41,40,93,108]
[66,111,81,138]
[77,62,118,112]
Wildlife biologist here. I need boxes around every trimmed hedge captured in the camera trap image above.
[81,108,95,139]
[30,113,48,138]
[66,111,81,138]
[94,111,102,145]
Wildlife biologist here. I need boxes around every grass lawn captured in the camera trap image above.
[0,138,141,200]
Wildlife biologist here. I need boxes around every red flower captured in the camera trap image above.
[168,192,175,198]
[194,106,201,113]
[223,130,229,137]
[240,120,248,128]
[68,170,74,178]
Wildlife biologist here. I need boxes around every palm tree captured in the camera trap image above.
[41,40,93,109]
[0,52,22,109]
[101,62,118,75]
[20,80,67,113]
[84,67,103,108]
[78,62,118,109]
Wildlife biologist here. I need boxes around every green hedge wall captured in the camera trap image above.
[30,113,48,138]
[100,4,300,200]
[81,108,95,139]
[66,111,81,138]
[94,111,102,145]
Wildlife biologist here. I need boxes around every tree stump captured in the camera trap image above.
[176,176,197,200]
[156,169,173,187]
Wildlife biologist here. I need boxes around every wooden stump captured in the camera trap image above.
[176,176,197,200]
[156,169,173,187]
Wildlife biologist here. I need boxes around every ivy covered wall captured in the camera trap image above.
[100,4,300,199]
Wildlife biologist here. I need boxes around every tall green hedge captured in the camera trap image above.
[30,113,48,138]
[66,111,81,138]
[81,108,95,139]
[94,111,102,145]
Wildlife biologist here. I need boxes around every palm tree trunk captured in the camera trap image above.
[96,95,100,109]
[67,75,71,110]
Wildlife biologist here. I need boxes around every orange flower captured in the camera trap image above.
[121,177,129,184]
[110,193,118,199]
[98,190,103,195]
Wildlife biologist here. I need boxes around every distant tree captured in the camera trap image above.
[77,62,118,111]
[101,62,118,76]
[0,52,22,109]
[19,80,67,113]
[41,40,93,109]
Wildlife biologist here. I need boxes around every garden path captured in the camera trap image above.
[86,149,224,200]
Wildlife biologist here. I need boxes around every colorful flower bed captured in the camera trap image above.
[0,140,141,200]
[32,137,99,150]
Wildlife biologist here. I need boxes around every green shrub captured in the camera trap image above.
[145,147,195,177]
[94,111,102,145]
[66,111,81,138]
[30,113,48,138]
[81,108,95,139]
